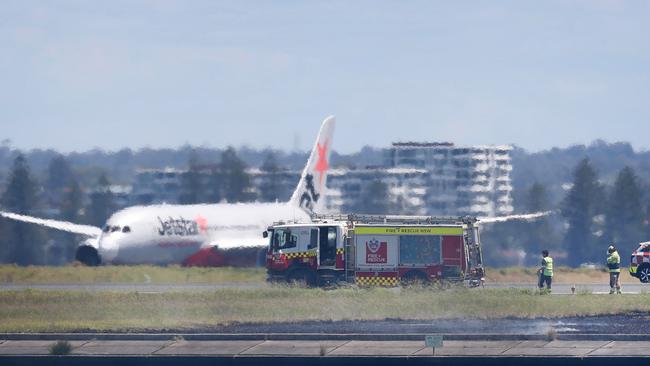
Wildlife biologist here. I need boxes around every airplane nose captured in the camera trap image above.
[98,235,119,263]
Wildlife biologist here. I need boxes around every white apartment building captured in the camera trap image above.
[386,142,513,217]
[129,142,513,217]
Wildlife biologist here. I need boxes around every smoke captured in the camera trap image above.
[0,211,101,237]
[478,211,553,224]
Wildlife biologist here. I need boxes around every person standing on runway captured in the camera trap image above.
[538,250,553,293]
[607,245,622,294]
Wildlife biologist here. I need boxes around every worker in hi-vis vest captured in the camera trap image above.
[537,250,553,292]
[607,245,622,294]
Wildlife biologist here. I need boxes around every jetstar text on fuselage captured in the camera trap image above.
[157,216,201,236]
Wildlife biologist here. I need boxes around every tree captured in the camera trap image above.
[259,153,282,202]
[86,173,115,227]
[220,147,253,202]
[0,154,45,264]
[45,155,74,209]
[61,178,84,222]
[60,178,84,262]
[605,166,644,249]
[521,182,556,264]
[561,158,605,266]
[206,165,223,203]
[526,183,549,213]
[44,155,84,264]
[179,151,204,204]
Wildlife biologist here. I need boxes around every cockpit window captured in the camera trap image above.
[111,226,121,232]
[122,226,131,233]
[103,225,111,233]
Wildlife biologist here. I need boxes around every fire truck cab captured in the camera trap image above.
[265,222,346,286]
[265,214,485,287]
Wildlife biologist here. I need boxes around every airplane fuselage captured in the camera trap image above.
[98,202,310,265]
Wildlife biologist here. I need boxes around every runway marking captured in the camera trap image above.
[500,340,524,355]
[151,340,174,355]
[327,340,350,355]
[235,340,265,356]
[585,341,614,356]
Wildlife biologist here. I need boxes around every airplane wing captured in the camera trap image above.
[0,211,102,237]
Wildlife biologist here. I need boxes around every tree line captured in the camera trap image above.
[0,147,282,265]
[1,146,649,267]
[483,158,650,267]
[0,154,116,265]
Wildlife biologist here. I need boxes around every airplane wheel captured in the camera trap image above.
[75,245,100,266]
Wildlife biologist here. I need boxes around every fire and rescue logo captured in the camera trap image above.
[366,238,387,264]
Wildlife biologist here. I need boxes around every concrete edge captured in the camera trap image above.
[0,355,649,366]
[2,333,650,341]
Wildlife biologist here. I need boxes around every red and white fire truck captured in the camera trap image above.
[629,241,650,283]
[265,214,485,287]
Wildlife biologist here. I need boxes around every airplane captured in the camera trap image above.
[0,116,336,266]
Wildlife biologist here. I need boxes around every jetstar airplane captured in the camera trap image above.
[0,116,335,266]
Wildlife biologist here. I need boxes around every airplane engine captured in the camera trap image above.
[75,245,101,266]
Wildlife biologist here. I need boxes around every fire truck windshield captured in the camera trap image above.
[272,228,297,250]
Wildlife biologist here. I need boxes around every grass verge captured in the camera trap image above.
[485,266,637,284]
[1,287,649,332]
[0,264,265,284]
[0,265,637,285]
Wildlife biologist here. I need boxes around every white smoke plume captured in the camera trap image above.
[478,211,553,224]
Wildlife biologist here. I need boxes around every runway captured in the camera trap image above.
[482,283,647,294]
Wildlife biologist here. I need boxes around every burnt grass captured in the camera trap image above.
[65,312,650,336]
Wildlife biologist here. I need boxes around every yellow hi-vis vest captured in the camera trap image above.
[607,251,621,273]
[543,257,553,277]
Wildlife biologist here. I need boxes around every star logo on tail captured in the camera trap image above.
[195,215,208,233]
[315,140,329,186]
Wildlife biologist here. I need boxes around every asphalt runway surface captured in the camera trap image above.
[0,282,647,294]
[483,283,648,294]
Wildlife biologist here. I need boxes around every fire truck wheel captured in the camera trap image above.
[638,264,650,283]
[400,271,429,287]
[287,268,317,287]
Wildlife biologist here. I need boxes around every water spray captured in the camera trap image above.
[478,211,554,224]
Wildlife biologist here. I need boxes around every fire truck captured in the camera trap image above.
[264,214,485,287]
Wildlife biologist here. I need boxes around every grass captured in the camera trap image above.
[486,266,637,284]
[0,264,635,285]
[1,287,650,332]
[49,340,72,355]
[545,328,557,341]
[0,264,265,284]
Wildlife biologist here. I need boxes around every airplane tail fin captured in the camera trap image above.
[289,116,336,215]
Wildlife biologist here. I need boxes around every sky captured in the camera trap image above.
[1,0,649,154]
